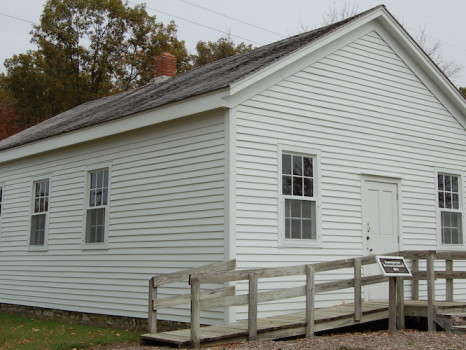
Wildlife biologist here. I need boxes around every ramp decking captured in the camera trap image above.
[143,251,466,348]
[141,300,466,348]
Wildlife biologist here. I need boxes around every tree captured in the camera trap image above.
[460,87,466,98]
[321,1,359,26]
[0,78,21,140]
[3,0,189,128]
[320,2,463,81]
[415,27,463,80]
[190,36,253,68]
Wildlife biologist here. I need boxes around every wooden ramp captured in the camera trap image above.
[143,251,466,348]
[141,301,389,348]
[141,300,466,348]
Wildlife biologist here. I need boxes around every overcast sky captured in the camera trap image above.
[0,0,465,87]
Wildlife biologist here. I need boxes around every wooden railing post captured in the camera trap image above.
[396,277,405,330]
[411,259,419,300]
[305,265,315,337]
[148,277,157,333]
[388,277,397,334]
[190,277,201,349]
[446,259,453,302]
[248,273,258,341]
[426,252,436,331]
[353,258,362,322]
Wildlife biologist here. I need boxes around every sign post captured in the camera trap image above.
[376,256,412,334]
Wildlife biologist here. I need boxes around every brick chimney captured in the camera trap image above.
[154,52,177,78]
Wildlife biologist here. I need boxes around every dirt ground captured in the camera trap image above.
[92,330,466,350]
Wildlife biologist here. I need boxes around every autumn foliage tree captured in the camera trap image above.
[3,0,189,129]
[0,79,20,140]
[191,36,253,68]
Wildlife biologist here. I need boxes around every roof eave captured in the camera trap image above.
[0,88,230,165]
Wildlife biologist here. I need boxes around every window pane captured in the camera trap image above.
[293,176,302,196]
[282,176,292,195]
[285,200,290,217]
[438,174,444,191]
[103,169,109,187]
[282,154,291,175]
[292,156,302,176]
[438,192,445,208]
[102,189,108,206]
[445,193,452,209]
[445,176,452,191]
[302,220,313,239]
[444,211,451,227]
[291,219,301,239]
[442,227,452,245]
[97,171,103,188]
[90,190,96,207]
[291,199,301,217]
[90,172,97,189]
[452,176,458,192]
[304,178,313,197]
[452,194,459,210]
[303,157,313,177]
[285,219,291,238]
[452,229,459,244]
[95,189,102,206]
[302,201,312,218]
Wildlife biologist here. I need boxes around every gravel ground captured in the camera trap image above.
[92,330,466,350]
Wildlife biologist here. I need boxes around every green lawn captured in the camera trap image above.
[0,313,140,350]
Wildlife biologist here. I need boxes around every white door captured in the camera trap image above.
[362,178,400,300]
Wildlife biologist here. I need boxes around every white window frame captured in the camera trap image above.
[278,144,322,248]
[436,168,465,250]
[82,165,111,250]
[28,176,51,251]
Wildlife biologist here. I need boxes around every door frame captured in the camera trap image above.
[360,175,403,256]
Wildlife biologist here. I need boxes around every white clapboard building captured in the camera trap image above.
[0,5,465,325]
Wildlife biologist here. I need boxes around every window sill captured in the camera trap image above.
[81,242,109,251]
[278,238,322,248]
[437,244,466,251]
[27,245,48,252]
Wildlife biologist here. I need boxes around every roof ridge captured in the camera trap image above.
[0,5,388,152]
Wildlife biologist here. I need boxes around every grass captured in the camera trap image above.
[0,313,140,350]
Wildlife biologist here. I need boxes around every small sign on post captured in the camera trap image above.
[376,256,412,334]
[377,256,412,277]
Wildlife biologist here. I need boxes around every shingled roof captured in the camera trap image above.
[0,5,384,152]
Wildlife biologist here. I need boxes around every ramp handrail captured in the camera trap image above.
[148,259,236,333]
[147,251,466,348]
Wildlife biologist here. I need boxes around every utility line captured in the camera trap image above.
[178,0,285,38]
[0,12,36,25]
[128,1,263,46]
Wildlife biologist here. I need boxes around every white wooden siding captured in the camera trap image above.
[0,112,226,324]
[234,31,466,319]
